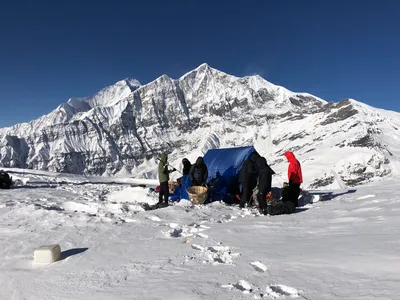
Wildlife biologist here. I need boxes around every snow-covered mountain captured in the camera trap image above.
[1,63,400,188]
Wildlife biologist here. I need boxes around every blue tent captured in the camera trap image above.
[169,146,258,203]
[203,146,258,202]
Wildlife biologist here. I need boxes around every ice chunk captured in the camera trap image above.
[34,244,61,264]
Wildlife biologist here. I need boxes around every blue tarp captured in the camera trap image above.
[203,146,258,202]
[204,146,257,182]
[169,175,191,201]
[169,146,258,203]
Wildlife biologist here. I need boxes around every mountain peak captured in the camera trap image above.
[55,77,142,118]
[118,78,141,86]
[196,63,210,70]
[120,78,141,92]
[1,64,399,188]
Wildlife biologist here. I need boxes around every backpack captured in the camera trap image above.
[0,172,12,189]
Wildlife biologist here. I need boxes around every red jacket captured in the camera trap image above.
[283,151,303,185]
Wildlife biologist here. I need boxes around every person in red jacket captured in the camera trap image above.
[283,151,303,207]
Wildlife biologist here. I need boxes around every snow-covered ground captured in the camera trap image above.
[1,170,400,299]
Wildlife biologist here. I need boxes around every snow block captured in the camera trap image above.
[34,244,61,264]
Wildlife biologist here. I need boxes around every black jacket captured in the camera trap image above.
[190,157,208,186]
[182,158,192,176]
[0,171,12,189]
[257,157,275,194]
[238,152,260,186]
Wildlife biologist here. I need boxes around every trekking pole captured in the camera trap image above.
[166,162,183,174]
[171,167,183,175]
[155,157,182,175]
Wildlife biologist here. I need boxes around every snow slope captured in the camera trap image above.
[1,64,400,188]
[1,171,400,299]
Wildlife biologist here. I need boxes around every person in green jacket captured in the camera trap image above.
[158,153,176,207]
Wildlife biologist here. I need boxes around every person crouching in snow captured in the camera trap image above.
[158,153,176,207]
[190,157,208,186]
[256,157,275,214]
[283,151,303,207]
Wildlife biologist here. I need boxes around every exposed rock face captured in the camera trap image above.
[1,64,400,188]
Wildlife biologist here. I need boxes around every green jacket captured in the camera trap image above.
[158,153,169,183]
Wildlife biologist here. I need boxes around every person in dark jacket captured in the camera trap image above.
[182,158,192,176]
[256,157,275,213]
[0,171,12,189]
[158,153,176,207]
[283,151,303,207]
[177,158,192,186]
[190,157,208,186]
[238,152,260,208]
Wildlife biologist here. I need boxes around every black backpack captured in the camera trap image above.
[0,172,12,189]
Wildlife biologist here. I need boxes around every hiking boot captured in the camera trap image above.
[154,202,168,209]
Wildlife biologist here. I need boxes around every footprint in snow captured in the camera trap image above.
[166,222,211,238]
[225,282,300,298]
[187,223,210,232]
[191,243,240,265]
[168,223,180,229]
[196,232,209,239]
[237,208,260,218]
[208,245,230,253]
[168,228,184,238]
[191,244,205,251]
[233,280,252,293]
[266,284,300,298]
[206,246,240,264]
[224,214,238,221]
[250,261,268,272]
[147,215,162,222]
[167,226,195,238]
[222,280,252,294]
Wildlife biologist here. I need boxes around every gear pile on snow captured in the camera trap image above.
[0,171,12,189]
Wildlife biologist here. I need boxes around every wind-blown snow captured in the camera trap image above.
[1,170,400,299]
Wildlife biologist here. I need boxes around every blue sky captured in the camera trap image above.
[1,0,399,127]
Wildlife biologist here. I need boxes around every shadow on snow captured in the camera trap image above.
[59,248,89,261]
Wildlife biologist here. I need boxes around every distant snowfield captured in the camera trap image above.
[1,170,400,299]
